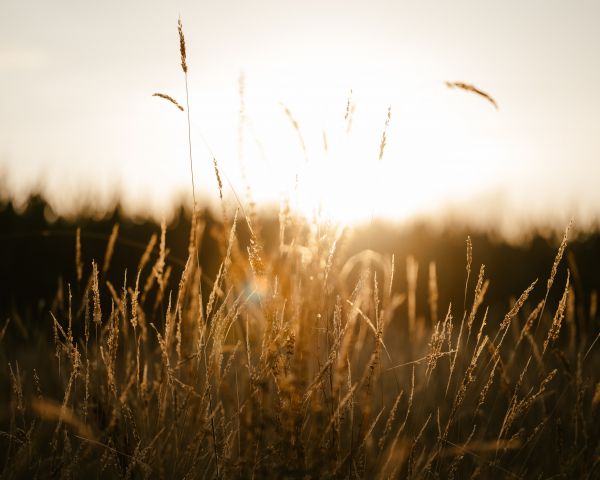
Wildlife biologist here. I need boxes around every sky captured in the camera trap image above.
[1,0,599,235]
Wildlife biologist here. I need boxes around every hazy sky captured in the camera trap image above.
[1,1,599,234]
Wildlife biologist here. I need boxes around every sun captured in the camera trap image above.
[138,62,509,226]
[227,83,508,227]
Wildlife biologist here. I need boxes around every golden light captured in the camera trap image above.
[133,67,511,226]
[2,2,599,232]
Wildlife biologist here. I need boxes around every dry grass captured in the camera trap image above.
[1,204,598,479]
[152,93,185,112]
[1,19,599,480]
[378,106,392,161]
[445,81,499,110]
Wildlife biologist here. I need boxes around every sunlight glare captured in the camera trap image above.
[125,52,509,226]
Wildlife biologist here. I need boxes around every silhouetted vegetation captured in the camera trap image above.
[1,194,599,478]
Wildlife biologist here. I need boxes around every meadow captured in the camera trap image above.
[1,19,599,480]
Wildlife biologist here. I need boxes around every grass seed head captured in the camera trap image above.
[178,17,188,73]
[152,93,184,111]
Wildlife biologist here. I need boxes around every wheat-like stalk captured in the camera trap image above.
[378,106,391,160]
[535,220,572,333]
[102,224,119,273]
[543,270,570,354]
[280,102,308,162]
[445,81,499,109]
[152,93,185,111]
[178,17,187,74]
[75,228,83,282]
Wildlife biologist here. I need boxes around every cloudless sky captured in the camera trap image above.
[1,0,599,235]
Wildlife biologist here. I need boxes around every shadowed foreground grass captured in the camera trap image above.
[1,214,599,479]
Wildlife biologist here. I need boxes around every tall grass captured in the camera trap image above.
[1,20,599,480]
[2,210,598,479]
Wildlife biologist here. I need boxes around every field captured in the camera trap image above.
[1,199,599,479]
[1,18,600,480]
